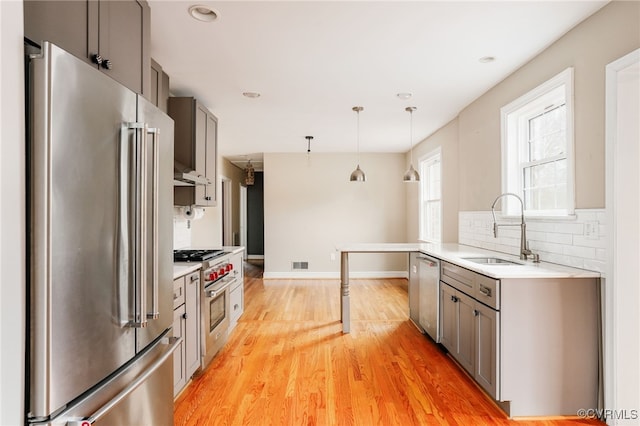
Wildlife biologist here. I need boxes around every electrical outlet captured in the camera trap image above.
[584,221,600,240]
[330,252,336,261]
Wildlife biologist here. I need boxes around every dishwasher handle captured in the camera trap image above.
[416,256,438,268]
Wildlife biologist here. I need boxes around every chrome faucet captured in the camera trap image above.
[491,193,538,262]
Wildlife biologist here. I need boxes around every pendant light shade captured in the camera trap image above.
[350,106,366,182]
[403,164,420,182]
[403,106,420,182]
[350,164,366,182]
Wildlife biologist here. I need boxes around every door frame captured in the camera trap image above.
[604,48,640,420]
[239,184,247,259]
[221,176,233,246]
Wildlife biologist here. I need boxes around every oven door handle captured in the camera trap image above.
[205,278,235,298]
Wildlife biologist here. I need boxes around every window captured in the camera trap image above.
[501,68,575,216]
[419,149,441,242]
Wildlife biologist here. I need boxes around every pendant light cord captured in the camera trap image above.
[356,109,361,164]
[409,108,413,165]
[406,106,416,166]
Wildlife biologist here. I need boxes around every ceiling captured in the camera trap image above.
[149,0,608,170]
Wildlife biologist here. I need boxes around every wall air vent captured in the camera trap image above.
[292,261,309,270]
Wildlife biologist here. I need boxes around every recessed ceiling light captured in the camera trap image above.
[397,92,412,100]
[188,5,218,22]
[242,92,261,99]
[479,56,496,63]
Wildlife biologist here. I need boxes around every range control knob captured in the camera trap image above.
[226,264,233,272]
[219,267,226,276]
[208,271,218,281]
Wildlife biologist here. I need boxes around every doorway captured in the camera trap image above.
[221,177,233,246]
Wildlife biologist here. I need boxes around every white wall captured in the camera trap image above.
[172,157,243,249]
[456,1,640,212]
[264,153,407,278]
[0,1,25,424]
[405,118,459,243]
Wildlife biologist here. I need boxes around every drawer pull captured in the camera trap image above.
[479,285,492,297]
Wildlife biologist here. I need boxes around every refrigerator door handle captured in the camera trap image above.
[64,336,182,426]
[126,122,148,328]
[147,127,160,320]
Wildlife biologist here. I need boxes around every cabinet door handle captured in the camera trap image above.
[182,313,188,320]
[101,58,113,70]
[473,309,479,317]
[190,275,198,282]
[91,53,103,65]
[204,196,212,201]
[451,295,458,303]
[234,304,239,311]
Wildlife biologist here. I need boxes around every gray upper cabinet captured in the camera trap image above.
[150,58,170,113]
[24,0,150,97]
[169,97,218,207]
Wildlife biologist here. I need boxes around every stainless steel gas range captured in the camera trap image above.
[173,249,239,369]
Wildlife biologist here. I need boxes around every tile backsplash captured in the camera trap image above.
[459,209,606,274]
[173,207,191,249]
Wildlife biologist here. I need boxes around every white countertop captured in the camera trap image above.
[172,246,245,279]
[173,263,202,279]
[338,242,600,279]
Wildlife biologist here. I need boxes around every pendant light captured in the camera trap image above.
[305,135,314,154]
[403,106,420,182]
[244,159,255,186]
[349,106,366,182]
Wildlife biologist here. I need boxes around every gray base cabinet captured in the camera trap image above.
[172,271,200,397]
[172,304,186,396]
[228,250,245,332]
[440,261,500,400]
[440,282,482,379]
[474,301,498,399]
[184,272,201,379]
[439,260,598,416]
[24,0,150,97]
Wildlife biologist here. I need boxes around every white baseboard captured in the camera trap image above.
[263,271,408,280]
[247,254,264,260]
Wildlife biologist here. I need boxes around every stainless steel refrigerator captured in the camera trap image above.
[27,42,178,425]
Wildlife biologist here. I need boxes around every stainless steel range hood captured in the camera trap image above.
[174,160,210,186]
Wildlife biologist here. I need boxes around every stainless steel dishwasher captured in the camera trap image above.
[409,252,441,342]
[418,254,440,342]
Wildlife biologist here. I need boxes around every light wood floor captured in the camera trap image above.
[174,262,602,426]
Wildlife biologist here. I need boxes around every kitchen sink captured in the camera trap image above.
[463,257,522,265]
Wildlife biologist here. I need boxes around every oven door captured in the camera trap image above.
[201,276,235,369]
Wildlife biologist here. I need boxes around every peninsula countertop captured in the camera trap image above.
[338,242,600,279]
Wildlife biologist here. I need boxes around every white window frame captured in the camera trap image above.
[418,148,442,243]
[500,67,575,217]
